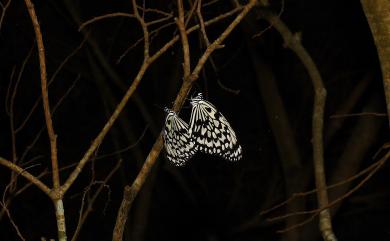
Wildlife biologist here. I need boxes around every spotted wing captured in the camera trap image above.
[189,99,242,161]
[163,110,196,166]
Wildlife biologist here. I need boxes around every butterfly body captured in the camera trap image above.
[163,108,196,166]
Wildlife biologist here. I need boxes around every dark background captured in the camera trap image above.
[0,0,389,241]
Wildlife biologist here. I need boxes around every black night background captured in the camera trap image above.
[0,0,389,241]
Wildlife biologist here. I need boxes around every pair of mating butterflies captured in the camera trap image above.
[163,93,242,166]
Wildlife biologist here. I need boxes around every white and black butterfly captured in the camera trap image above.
[163,108,196,166]
[189,93,242,161]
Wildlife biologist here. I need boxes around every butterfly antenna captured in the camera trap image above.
[153,104,173,115]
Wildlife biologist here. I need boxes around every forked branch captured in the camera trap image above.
[112,1,257,240]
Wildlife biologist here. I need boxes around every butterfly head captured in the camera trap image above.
[190,93,204,106]
[163,107,171,114]
[164,107,176,117]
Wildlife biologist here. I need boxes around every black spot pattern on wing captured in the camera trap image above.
[189,94,242,161]
[163,108,196,166]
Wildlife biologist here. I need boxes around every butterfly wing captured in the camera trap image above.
[189,99,242,161]
[163,111,196,166]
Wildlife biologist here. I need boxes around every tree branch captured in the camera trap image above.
[176,0,191,78]
[0,0,11,31]
[360,0,390,127]
[61,0,152,195]
[23,0,60,190]
[258,8,337,241]
[112,1,257,240]
[0,157,51,195]
[78,13,135,31]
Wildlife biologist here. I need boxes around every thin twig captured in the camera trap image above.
[18,75,80,165]
[78,13,135,31]
[274,150,389,233]
[7,46,34,193]
[132,0,150,59]
[117,5,243,63]
[0,157,51,195]
[268,155,387,222]
[0,167,48,220]
[137,7,172,17]
[196,0,210,46]
[203,0,220,7]
[5,65,16,115]
[252,0,285,39]
[330,112,387,118]
[61,0,152,195]
[260,156,384,216]
[15,38,86,133]
[146,14,173,26]
[0,0,11,31]
[184,0,198,27]
[95,126,148,160]
[71,160,122,241]
[1,184,26,241]
[186,2,254,86]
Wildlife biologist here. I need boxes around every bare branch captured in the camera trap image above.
[132,0,150,59]
[0,157,51,195]
[176,0,191,78]
[0,0,11,31]
[78,13,135,31]
[23,0,60,189]
[196,0,210,46]
[118,5,243,64]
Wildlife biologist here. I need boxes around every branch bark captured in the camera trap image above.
[22,1,66,240]
[360,0,390,127]
[23,0,60,190]
[0,157,51,195]
[176,0,191,78]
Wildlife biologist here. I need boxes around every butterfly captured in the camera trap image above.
[188,93,242,161]
[163,107,197,166]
